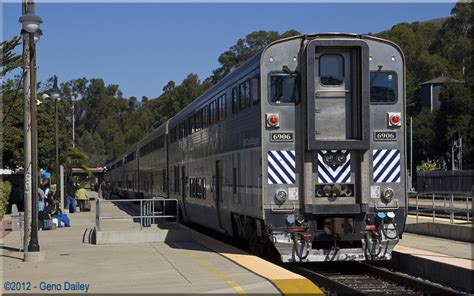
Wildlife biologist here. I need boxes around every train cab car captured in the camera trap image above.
[106,33,406,263]
[260,34,406,262]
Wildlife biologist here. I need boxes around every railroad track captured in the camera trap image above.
[165,218,464,295]
[292,262,461,295]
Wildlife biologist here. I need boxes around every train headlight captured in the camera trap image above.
[323,185,332,197]
[275,189,287,205]
[332,184,342,197]
[335,152,347,165]
[382,187,395,203]
[323,153,335,166]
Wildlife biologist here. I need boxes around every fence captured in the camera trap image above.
[95,198,178,231]
[408,192,472,224]
[416,170,473,193]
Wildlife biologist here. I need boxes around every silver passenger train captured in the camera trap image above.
[105,33,407,262]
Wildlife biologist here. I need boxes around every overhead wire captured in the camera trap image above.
[2,69,25,124]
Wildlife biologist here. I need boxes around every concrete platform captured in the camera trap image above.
[94,225,192,244]
[386,221,474,293]
[1,193,322,295]
[404,214,473,242]
[94,200,192,244]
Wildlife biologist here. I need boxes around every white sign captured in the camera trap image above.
[370,185,380,199]
[288,187,298,200]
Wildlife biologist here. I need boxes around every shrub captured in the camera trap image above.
[0,181,12,220]
[416,160,438,172]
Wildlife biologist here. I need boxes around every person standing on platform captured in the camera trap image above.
[65,181,77,213]
[75,184,89,212]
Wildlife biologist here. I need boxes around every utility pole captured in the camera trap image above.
[55,80,59,201]
[50,76,61,201]
[28,5,40,253]
[410,116,413,191]
[71,91,76,149]
[20,0,43,259]
[21,1,32,253]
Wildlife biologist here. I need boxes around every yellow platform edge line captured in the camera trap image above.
[173,241,246,295]
[273,279,325,295]
[191,230,325,295]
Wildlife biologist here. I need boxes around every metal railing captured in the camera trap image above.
[408,192,472,224]
[95,197,178,231]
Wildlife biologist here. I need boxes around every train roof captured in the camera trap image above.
[168,51,262,126]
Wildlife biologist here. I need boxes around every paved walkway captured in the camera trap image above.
[398,233,472,261]
[1,193,280,294]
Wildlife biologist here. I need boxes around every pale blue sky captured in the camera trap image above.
[3,3,455,99]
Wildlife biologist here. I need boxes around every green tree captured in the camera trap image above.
[76,131,107,166]
[1,37,23,170]
[65,148,92,177]
[436,81,473,165]
[0,181,12,220]
[209,30,300,83]
[412,109,439,162]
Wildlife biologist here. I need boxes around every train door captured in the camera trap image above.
[181,166,188,218]
[305,39,370,212]
[314,50,352,140]
[215,160,223,230]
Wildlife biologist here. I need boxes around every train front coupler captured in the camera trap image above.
[362,211,399,260]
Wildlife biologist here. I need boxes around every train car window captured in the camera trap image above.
[188,116,194,134]
[219,94,226,121]
[195,110,202,131]
[319,54,344,86]
[174,166,179,193]
[252,77,260,105]
[270,72,299,103]
[239,83,246,111]
[202,106,209,128]
[198,178,206,199]
[185,119,190,137]
[189,178,196,197]
[232,87,238,114]
[245,80,251,107]
[213,100,218,123]
[171,126,177,143]
[178,123,184,139]
[370,71,398,103]
[233,168,237,194]
[208,101,213,125]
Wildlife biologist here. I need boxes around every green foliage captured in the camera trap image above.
[65,148,92,176]
[209,30,300,83]
[416,160,438,172]
[412,109,439,161]
[0,181,12,220]
[436,82,473,164]
[1,37,24,170]
[379,2,473,169]
[2,9,472,173]
[1,36,21,75]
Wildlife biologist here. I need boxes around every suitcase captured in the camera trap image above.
[82,200,91,212]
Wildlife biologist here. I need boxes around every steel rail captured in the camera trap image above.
[291,262,461,295]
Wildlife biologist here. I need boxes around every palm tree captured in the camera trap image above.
[65,148,92,178]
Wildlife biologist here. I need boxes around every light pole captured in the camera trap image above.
[50,76,61,201]
[19,0,42,255]
[70,90,76,149]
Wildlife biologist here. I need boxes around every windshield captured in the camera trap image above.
[270,73,299,103]
[319,54,344,86]
[370,71,397,103]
